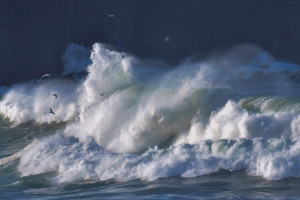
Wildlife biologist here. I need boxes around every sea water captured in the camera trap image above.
[1,43,300,199]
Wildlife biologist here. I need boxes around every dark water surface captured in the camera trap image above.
[2,168,300,199]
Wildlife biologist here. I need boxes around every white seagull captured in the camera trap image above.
[40,73,56,80]
[107,14,115,18]
[41,74,51,79]
[164,35,170,42]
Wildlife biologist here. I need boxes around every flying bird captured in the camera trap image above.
[52,93,58,99]
[40,73,56,80]
[100,92,105,96]
[49,108,55,115]
[164,35,170,42]
[41,74,51,79]
[107,14,115,18]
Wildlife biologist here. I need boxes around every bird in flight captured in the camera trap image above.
[164,36,170,42]
[107,14,115,18]
[52,93,58,99]
[40,73,56,80]
[49,108,55,115]
[41,74,51,79]
[100,92,105,96]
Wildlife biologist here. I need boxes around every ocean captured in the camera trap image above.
[1,43,300,199]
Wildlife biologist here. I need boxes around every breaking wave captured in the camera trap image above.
[1,43,300,183]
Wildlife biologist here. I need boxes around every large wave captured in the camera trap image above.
[1,43,300,183]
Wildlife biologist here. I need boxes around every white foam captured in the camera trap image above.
[2,43,300,182]
[177,99,300,145]
[0,80,80,124]
[18,135,300,183]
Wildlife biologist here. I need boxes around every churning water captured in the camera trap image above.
[2,43,300,199]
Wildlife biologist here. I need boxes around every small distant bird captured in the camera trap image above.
[164,36,170,42]
[40,73,56,80]
[49,108,55,115]
[41,74,51,79]
[107,14,115,18]
[52,94,58,99]
[100,92,105,96]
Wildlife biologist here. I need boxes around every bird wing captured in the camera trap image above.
[49,108,55,114]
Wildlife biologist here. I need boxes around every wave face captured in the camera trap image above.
[2,43,300,183]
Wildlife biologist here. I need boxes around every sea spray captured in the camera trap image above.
[1,44,300,182]
[62,43,91,76]
[0,80,80,125]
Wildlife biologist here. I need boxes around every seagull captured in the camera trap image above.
[49,108,55,115]
[164,35,170,42]
[40,73,56,80]
[40,74,51,80]
[107,14,115,18]
[100,92,105,96]
[52,93,58,99]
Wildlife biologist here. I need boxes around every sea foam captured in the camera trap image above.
[1,43,300,182]
[18,135,300,183]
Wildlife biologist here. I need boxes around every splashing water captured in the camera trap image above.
[1,43,300,184]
